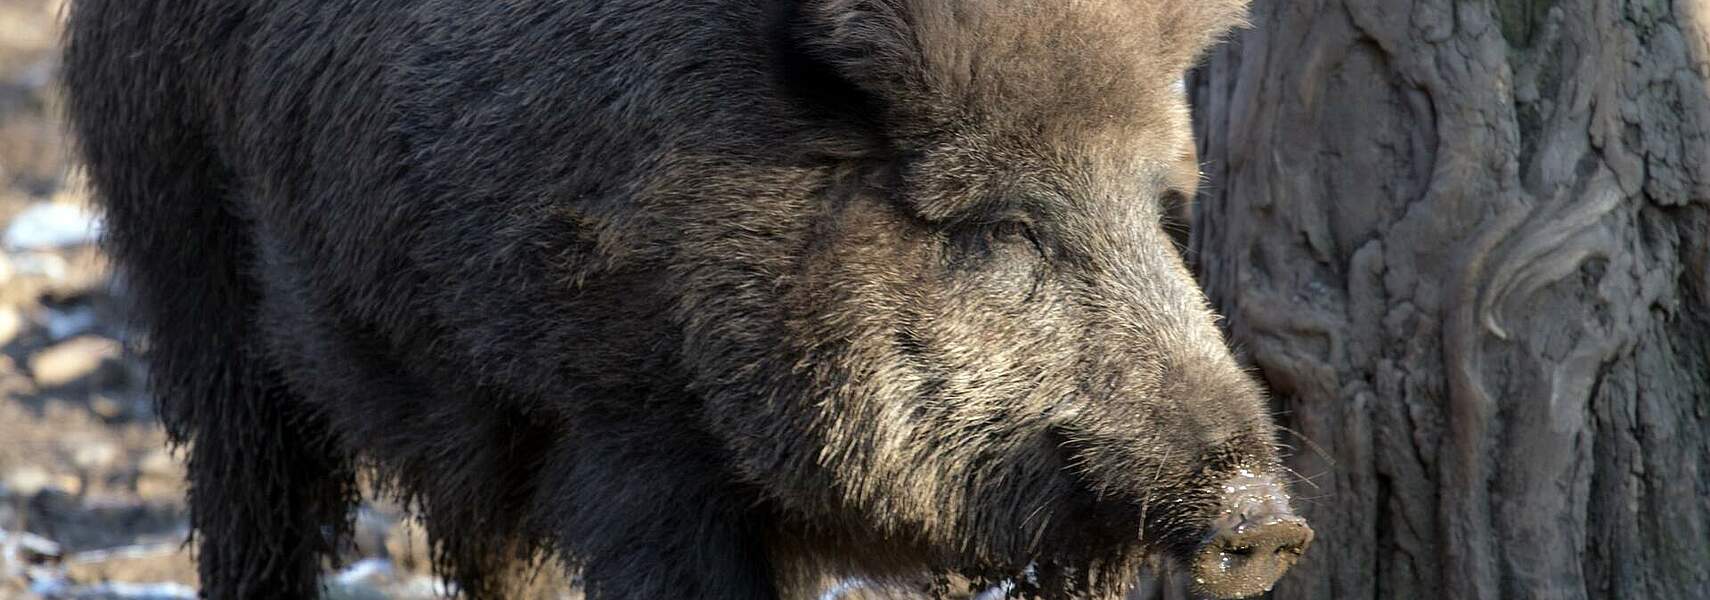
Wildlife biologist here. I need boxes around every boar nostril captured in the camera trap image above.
[1195,516,1313,598]
[1192,473,1314,599]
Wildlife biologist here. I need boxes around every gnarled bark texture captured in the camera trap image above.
[1189,0,1710,598]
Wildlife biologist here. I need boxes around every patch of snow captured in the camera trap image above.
[4,203,103,251]
[67,542,180,564]
[332,558,393,586]
[68,581,197,599]
[973,582,1015,600]
[26,571,69,596]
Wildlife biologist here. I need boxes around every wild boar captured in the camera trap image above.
[62,0,1310,598]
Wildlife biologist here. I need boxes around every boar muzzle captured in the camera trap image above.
[1192,471,1313,599]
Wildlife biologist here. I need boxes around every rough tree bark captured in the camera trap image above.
[1188,1,1710,598]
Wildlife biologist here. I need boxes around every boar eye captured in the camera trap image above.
[986,219,1045,258]
[990,220,1033,244]
[945,218,1044,270]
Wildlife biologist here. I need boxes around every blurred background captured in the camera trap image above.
[0,0,193,597]
[0,1,447,598]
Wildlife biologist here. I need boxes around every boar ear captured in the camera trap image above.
[781,0,928,109]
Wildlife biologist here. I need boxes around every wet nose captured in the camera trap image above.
[1192,472,1313,599]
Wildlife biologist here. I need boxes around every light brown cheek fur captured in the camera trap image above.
[784,196,1052,548]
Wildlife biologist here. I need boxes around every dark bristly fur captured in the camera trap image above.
[61,0,1286,598]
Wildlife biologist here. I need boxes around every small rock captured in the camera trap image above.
[134,477,182,503]
[3,467,52,497]
[9,252,66,280]
[68,440,120,472]
[29,335,121,388]
[134,449,184,501]
[55,474,83,497]
[26,488,79,519]
[42,305,99,341]
[0,306,23,346]
[63,543,196,590]
[1,529,63,565]
[20,57,55,91]
[0,574,24,599]
[89,395,128,420]
[136,450,177,479]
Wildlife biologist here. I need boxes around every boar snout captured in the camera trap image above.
[1192,471,1313,599]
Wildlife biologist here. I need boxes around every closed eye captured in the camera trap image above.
[982,219,1049,300]
[990,220,1033,244]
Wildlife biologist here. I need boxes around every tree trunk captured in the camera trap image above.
[1188,1,1710,598]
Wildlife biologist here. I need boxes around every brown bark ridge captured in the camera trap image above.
[1188,0,1710,598]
